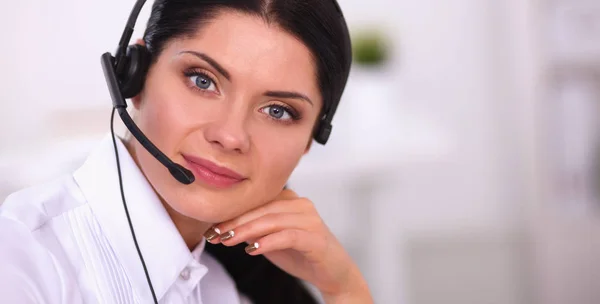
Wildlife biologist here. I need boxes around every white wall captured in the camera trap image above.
[292,1,533,303]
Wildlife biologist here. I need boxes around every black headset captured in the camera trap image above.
[101,0,350,302]
[101,0,196,185]
[101,0,351,184]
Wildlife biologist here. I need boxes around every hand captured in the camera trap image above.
[204,189,373,303]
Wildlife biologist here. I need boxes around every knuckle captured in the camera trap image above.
[295,197,313,209]
[309,215,324,228]
[243,220,257,233]
[275,189,298,202]
[304,199,318,213]
[274,197,293,209]
[265,218,278,232]
[287,229,299,245]
[283,188,299,198]
[221,218,242,231]
[251,214,278,232]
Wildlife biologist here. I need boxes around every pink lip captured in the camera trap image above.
[182,154,246,188]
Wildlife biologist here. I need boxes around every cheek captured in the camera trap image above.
[133,77,196,199]
[138,80,190,152]
[252,133,308,190]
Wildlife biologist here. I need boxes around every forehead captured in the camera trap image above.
[161,10,321,106]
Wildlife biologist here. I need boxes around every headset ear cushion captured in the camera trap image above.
[314,119,332,145]
[119,44,151,99]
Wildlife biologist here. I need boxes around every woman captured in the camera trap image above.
[0,0,372,303]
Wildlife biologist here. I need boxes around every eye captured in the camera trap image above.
[184,70,218,93]
[189,74,216,91]
[260,104,299,121]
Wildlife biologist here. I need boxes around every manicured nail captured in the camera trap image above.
[219,230,235,241]
[245,242,259,254]
[203,226,221,241]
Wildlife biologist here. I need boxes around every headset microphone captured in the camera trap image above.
[101,1,193,303]
[100,0,195,185]
[101,54,195,185]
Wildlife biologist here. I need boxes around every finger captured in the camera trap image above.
[205,193,313,244]
[277,189,299,200]
[219,212,319,246]
[244,229,325,256]
[204,201,300,244]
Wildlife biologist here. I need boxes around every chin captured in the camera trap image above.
[169,189,248,223]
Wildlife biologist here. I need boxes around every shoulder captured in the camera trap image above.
[0,216,64,303]
[1,174,86,231]
[0,176,87,303]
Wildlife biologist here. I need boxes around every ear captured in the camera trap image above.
[130,38,147,110]
[131,94,142,110]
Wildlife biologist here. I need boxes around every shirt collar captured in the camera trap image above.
[73,133,206,302]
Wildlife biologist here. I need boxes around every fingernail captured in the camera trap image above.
[204,226,221,241]
[245,242,259,254]
[219,230,235,242]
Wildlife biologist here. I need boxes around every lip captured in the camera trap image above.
[182,154,246,188]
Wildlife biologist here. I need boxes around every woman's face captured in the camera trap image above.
[130,11,322,224]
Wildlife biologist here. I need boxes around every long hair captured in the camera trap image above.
[205,243,318,303]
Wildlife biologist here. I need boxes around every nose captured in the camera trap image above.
[203,108,251,154]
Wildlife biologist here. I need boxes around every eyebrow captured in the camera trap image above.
[179,50,231,81]
[264,90,314,106]
[178,50,313,106]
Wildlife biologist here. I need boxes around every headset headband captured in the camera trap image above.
[108,0,351,145]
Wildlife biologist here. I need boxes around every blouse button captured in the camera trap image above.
[179,268,191,281]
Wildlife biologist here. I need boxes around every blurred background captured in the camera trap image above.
[1,0,599,303]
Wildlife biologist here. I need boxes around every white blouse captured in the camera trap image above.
[0,134,249,304]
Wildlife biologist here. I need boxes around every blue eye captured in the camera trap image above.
[269,105,287,119]
[260,104,299,121]
[189,74,216,91]
[183,69,218,92]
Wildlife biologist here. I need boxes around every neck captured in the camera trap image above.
[163,203,212,250]
[123,134,212,251]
